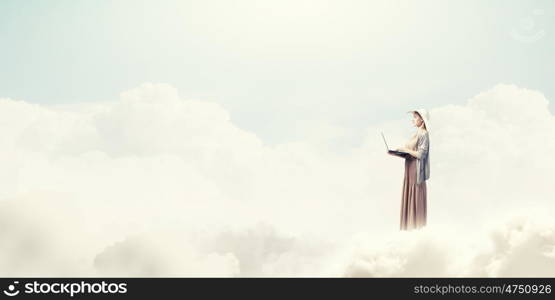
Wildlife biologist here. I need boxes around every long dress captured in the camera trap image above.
[400,134,427,230]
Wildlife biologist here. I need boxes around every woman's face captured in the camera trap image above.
[412,112,423,128]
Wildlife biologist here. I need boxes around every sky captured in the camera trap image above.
[0,0,555,277]
[1,0,554,145]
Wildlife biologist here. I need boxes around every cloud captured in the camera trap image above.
[468,215,555,277]
[0,82,553,276]
[0,192,97,276]
[343,214,555,277]
[93,231,240,277]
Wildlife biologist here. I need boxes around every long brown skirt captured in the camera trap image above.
[400,156,427,230]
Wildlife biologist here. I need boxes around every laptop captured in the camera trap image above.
[381,132,409,157]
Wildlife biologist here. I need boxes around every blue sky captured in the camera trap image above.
[1,0,553,144]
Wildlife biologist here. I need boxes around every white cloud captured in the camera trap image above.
[343,214,555,277]
[93,231,240,277]
[0,82,553,276]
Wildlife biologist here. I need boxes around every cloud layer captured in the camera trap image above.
[0,83,554,276]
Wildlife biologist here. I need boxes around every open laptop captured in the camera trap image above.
[381,132,409,157]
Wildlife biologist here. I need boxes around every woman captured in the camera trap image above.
[388,109,430,231]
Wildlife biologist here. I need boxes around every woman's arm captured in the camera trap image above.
[397,133,429,159]
[397,148,419,159]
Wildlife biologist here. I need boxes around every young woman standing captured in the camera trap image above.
[389,109,430,231]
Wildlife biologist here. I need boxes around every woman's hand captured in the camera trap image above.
[398,147,417,158]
